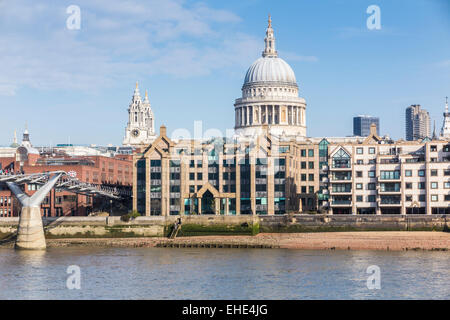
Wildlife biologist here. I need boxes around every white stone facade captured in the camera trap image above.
[234,16,307,140]
[123,82,157,147]
[440,97,450,139]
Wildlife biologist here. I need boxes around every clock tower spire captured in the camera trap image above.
[123,82,157,147]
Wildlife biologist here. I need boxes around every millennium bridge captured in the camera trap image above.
[0,171,130,250]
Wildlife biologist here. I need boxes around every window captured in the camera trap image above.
[301,186,306,193]
[380,183,400,192]
[369,147,375,154]
[301,149,306,157]
[189,186,195,193]
[356,171,363,178]
[418,182,425,189]
[197,173,203,180]
[418,170,425,177]
[309,186,314,193]
[301,174,306,181]
[189,173,195,180]
[405,170,412,177]
[189,160,195,168]
[308,174,314,181]
[405,183,412,189]
[430,169,438,176]
[356,196,363,202]
[356,148,363,154]
[197,160,203,168]
[308,162,314,169]
[368,183,376,190]
[445,170,450,176]
[308,149,314,157]
[419,194,426,202]
[367,195,376,202]
[151,159,161,166]
[301,162,306,169]
[430,145,437,152]
[332,149,350,168]
[431,182,438,189]
[356,183,363,190]
[150,172,161,179]
[431,195,438,202]
[356,160,363,164]
[445,182,450,189]
[445,195,450,201]
[332,183,351,192]
[405,195,412,202]
[368,159,376,164]
[368,171,376,178]
[380,170,400,180]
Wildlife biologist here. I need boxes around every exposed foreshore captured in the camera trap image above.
[2,232,448,251]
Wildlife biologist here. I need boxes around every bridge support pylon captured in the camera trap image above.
[7,173,63,250]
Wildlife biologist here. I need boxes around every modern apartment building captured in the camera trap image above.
[133,125,323,216]
[406,104,431,141]
[329,125,450,215]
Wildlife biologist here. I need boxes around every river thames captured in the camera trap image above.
[0,248,448,300]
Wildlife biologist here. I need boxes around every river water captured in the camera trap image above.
[0,248,448,299]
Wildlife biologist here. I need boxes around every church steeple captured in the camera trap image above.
[22,124,32,148]
[144,89,150,104]
[440,96,450,139]
[133,81,141,102]
[123,83,157,146]
[262,14,277,58]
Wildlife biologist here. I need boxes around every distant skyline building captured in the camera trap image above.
[405,104,431,141]
[353,115,379,137]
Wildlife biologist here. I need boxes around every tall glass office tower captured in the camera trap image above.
[353,115,380,136]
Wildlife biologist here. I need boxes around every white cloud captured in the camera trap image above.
[0,0,256,95]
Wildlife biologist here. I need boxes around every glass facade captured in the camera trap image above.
[136,159,146,214]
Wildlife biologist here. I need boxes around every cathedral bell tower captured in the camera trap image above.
[123,82,157,147]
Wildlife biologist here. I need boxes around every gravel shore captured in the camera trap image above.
[31,231,450,251]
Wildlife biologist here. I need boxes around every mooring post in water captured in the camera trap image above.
[7,173,63,250]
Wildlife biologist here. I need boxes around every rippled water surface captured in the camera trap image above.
[0,247,448,299]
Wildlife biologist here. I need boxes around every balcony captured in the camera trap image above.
[379,196,401,206]
[331,165,351,170]
[331,200,352,206]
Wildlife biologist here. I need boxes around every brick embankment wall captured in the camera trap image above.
[259,215,449,233]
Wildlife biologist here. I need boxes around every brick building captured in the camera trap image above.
[0,132,132,217]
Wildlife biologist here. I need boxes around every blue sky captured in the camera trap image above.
[0,0,449,146]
